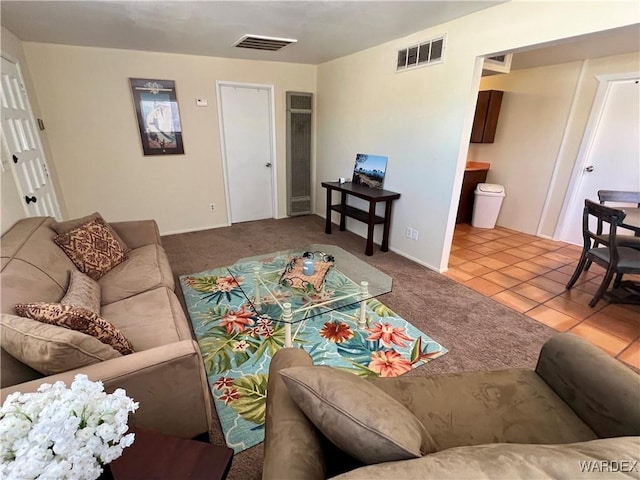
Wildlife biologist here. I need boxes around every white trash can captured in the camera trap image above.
[471,183,505,229]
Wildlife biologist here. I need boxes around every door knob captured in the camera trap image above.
[585,165,594,172]
[265,163,272,167]
[25,196,37,204]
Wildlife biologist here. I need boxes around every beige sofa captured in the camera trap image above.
[264,334,640,479]
[1,216,213,439]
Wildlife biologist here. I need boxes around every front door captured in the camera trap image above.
[559,78,640,245]
[1,56,61,218]
[218,83,275,223]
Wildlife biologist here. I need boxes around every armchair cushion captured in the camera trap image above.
[280,366,436,464]
[330,437,640,480]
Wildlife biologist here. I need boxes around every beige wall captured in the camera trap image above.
[543,52,640,238]
[22,43,316,234]
[316,1,638,270]
[1,26,67,234]
[469,51,640,238]
[468,62,583,235]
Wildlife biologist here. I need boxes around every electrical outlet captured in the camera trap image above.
[405,227,413,238]
[209,203,216,212]
[411,229,419,240]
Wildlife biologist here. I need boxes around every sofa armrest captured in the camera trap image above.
[535,333,640,438]
[110,220,161,249]
[263,348,325,480]
[1,340,213,439]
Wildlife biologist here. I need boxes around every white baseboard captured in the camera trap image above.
[388,246,442,273]
[161,223,230,236]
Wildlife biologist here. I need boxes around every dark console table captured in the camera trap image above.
[322,181,401,256]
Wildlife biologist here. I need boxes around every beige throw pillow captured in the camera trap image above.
[0,314,121,375]
[15,303,134,355]
[54,217,126,280]
[61,270,101,313]
[53,212,129,252]
[279,366,436,464]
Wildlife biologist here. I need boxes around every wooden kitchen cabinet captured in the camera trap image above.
[471,90,503,143]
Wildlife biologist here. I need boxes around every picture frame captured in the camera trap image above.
[129,78,184,155]
[352,153,388,189]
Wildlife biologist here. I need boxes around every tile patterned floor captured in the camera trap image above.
[445,223,640,370]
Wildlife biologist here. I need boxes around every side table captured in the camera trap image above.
[322,181,401,256]
[108,428,233,480]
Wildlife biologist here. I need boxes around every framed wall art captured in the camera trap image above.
[129,78,184,155]
[352,153,388,189]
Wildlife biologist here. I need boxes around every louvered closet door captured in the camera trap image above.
[1,56,61,219]
[286,92,312,216]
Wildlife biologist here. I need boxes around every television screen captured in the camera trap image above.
[352,153,388,189]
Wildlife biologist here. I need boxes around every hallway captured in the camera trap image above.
[445,223,640,370]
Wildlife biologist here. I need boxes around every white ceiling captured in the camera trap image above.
[1,2,637,68]
[0,1,503,65]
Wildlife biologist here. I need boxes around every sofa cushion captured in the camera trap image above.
[330,437,640,480]
[54,217,126,280]
[53,212,129,252]
[368,369,597,450]
[101,287,191,351]
[279,366,436,465]
[1,314,121,375]
[98,244,175,305]
[61,270,101,313]
[15,303,134,355]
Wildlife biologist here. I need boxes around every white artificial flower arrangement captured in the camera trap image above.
[0,374,138,480]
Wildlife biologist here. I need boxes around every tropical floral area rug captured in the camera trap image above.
[179,257,448,454]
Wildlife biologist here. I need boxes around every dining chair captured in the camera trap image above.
[584,190,640,271]
[566,199,640,307]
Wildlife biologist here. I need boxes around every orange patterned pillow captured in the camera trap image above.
[15,303,134,355]
[54,217,126,280]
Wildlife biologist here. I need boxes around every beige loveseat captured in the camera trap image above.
[264,334,640,479]
[1,216,212,438]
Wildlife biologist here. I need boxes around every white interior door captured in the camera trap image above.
[559,78,640,245]
[218,83,275,223]
[1,56,61,219]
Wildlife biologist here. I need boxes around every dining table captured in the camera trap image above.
[621,206,640,235]
[606,206,640,305]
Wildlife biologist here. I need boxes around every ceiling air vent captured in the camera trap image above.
[396,35,445,72]
[483,54,512,75]
[233,34,297,51]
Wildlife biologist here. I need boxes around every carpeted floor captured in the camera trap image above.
[162,214,555,480]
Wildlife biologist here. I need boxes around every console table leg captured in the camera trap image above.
[325,188,332,234]
[357,281,369,329]
[339,192,347,231]
[365,202,375,256]
[381,200,393,252]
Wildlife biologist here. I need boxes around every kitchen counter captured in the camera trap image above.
[465,161,491,172]
[457,162,491,224]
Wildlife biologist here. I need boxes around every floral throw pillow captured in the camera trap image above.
[54,217,126,280]
[15,303,134,355]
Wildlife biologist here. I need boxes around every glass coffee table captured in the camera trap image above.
[226,244,392,347]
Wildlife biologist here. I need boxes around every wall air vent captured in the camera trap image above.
[396,35,445,72]
[233,34,297,51]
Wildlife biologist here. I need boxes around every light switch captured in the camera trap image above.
[196,98,208,107]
